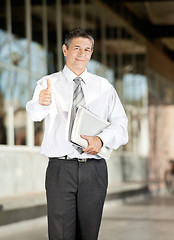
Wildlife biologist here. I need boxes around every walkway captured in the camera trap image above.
[0,195,174,240]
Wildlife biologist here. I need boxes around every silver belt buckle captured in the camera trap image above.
[78,158,87,162]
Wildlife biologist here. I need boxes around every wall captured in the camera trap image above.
[108,151,148,185]
[0,146,48,198]
[0,147,148,198]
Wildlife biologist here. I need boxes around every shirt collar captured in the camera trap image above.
[63,65,88,84]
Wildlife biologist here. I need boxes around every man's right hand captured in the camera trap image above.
[39,79,52,106]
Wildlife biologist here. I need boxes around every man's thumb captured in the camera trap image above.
[80,135,86,139]
[80,135,90,146]
[80,135,89,140]
[47,79,51,90]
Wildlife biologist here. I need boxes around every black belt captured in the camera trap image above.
[50,156,99,163]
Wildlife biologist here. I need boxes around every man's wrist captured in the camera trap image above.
[96,136,103,147]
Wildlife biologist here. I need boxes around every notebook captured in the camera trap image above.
[70,106,111,158]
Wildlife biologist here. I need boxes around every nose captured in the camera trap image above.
[78,49,86,56]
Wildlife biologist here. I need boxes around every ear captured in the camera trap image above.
[62,44,68,56]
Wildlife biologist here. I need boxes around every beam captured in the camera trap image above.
[147,25,174,38]
[99,1,174,60]
[92,0,174,83]
[91,0,146,43]
[106,0,174,2]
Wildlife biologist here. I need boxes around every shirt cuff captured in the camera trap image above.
[37,100,52,111]
[97,132,108,148]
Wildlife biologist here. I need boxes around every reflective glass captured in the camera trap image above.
[88,59,114,85]
[0,68,29,145]
[0,29,10,64]
[0,67,7,144]
[0,0,6,31]
[31,0,47,76]
[11,0,28,68]
[34,122,43,146]
[0,0,10,64]
[13,70,28,146]
[149,69,174,104]
[47,1,57,73]
[30,41,47,76]
[123,74,148,105]
[30,77,44,146]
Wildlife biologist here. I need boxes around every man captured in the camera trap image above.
[26,28,128,240]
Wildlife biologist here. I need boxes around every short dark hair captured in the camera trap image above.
[64,28,94,49]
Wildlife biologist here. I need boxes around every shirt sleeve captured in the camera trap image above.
[97,86,128,150]
[26,79,52,122]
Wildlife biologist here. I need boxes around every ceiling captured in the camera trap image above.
[1,0,174,67]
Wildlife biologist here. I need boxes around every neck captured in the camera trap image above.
[66,65,86,76]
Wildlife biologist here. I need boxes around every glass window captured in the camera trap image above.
[0,66,7,144]
[0,0,9,64]
[88,59,114,85]
[30,41,47,76]
[11,0,25,38]
[34,122,43,146]
[0,68,29,145]
[10,0,30,69]
[123,74,148,105]
[31,77,44,147]
[123,73,148,153]
[14,107,26,145]
[47,0,57,74]
[32,0,43,44]
[148,68,174,104]
[0,0,6,31]
[31,0,47,76]
[0,1,48,146]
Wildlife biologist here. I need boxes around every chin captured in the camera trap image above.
[75,63,86,69]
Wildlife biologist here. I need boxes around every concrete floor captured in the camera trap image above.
[99,195,174,240]
[0,195,174,240]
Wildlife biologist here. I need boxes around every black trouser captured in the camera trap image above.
[45,158,108,240]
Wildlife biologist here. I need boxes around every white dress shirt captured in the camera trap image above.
[26,65,128,159]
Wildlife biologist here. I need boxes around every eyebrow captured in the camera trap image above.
[74,45,92,50]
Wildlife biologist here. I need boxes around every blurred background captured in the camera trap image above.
[1,0,174,233]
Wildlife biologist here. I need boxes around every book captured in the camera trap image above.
[70,106,111,158]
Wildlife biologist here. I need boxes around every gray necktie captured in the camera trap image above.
[73,77,86,109]
[69,77,86,153]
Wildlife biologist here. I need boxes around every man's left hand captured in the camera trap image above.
[81,135,103,155]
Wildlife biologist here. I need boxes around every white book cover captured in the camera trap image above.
[71,106,111,158]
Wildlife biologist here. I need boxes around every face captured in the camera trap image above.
[62,37,93,75]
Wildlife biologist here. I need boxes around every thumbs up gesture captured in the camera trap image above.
[39,79,52,106]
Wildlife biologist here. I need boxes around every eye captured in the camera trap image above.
[74,47,79,50]
[85,48,91,53]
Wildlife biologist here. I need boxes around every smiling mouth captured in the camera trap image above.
[76,58,86,61]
